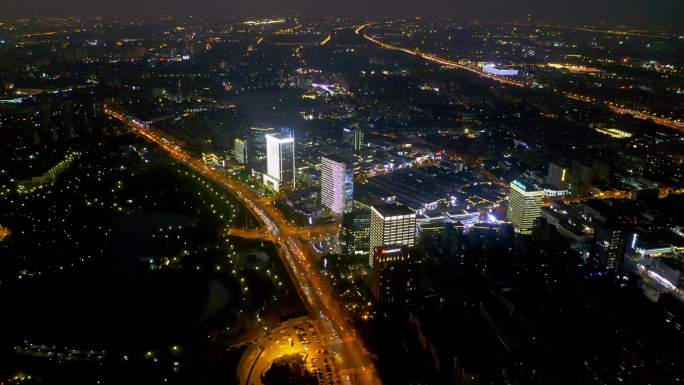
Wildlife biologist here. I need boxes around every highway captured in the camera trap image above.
[105,107,382,385]
[356,25,684,134]
[356,24,526,88]
[228,223,339,241]
[607,104,684,133]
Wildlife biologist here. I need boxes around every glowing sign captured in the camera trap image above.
[512,180,527,190]
[482,64,519,76]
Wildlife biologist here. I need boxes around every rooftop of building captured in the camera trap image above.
[657,257,684,273]
[510,178,543,193]
[363,165,463,209]
[371,203,414,218]
[266,132,294,142]
[321,153,353,165]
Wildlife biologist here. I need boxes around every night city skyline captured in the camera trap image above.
[2,0,684,25]
[0,5,683,385]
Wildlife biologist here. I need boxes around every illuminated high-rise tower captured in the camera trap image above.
[508,180,544,234]
[369,204,416,267]
[233,137,248,164]
[343,126,364,152]
[354,129,364,152]
[263,133,295,191]
[342,209,371,256]
[371,245,420,304]
[545,162,569,190]
[320,155,353,214]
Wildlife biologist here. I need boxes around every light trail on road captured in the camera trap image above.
[357,24,525,87]
[105,107,381,385]
[607,104,684,133]
[356,24,684,134]
[320,34,332,45]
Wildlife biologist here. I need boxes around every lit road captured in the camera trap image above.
[0,224,10,241]
[105,107,382,385]
[558,190,632,204]
[320,34,332,45]
[356,24,526,88]
[227,227,273,241]
[237,317,335,385]
[637,264,684,302]
[607,104,684,134]
[228,223,339,241]
[356,25,684,133]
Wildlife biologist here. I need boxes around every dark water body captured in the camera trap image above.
[0,212,244,384]
[1,265,210,345]
[0,211,239,343]
[0,149,304,383]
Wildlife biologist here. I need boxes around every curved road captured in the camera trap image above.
[105,107,381,385]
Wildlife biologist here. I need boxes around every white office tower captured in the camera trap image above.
[263,133,295,192]
[320,156,354,214]
[369,204,416,267]
[508,180,544,234]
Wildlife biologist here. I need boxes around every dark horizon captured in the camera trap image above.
[2,0,684,27]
